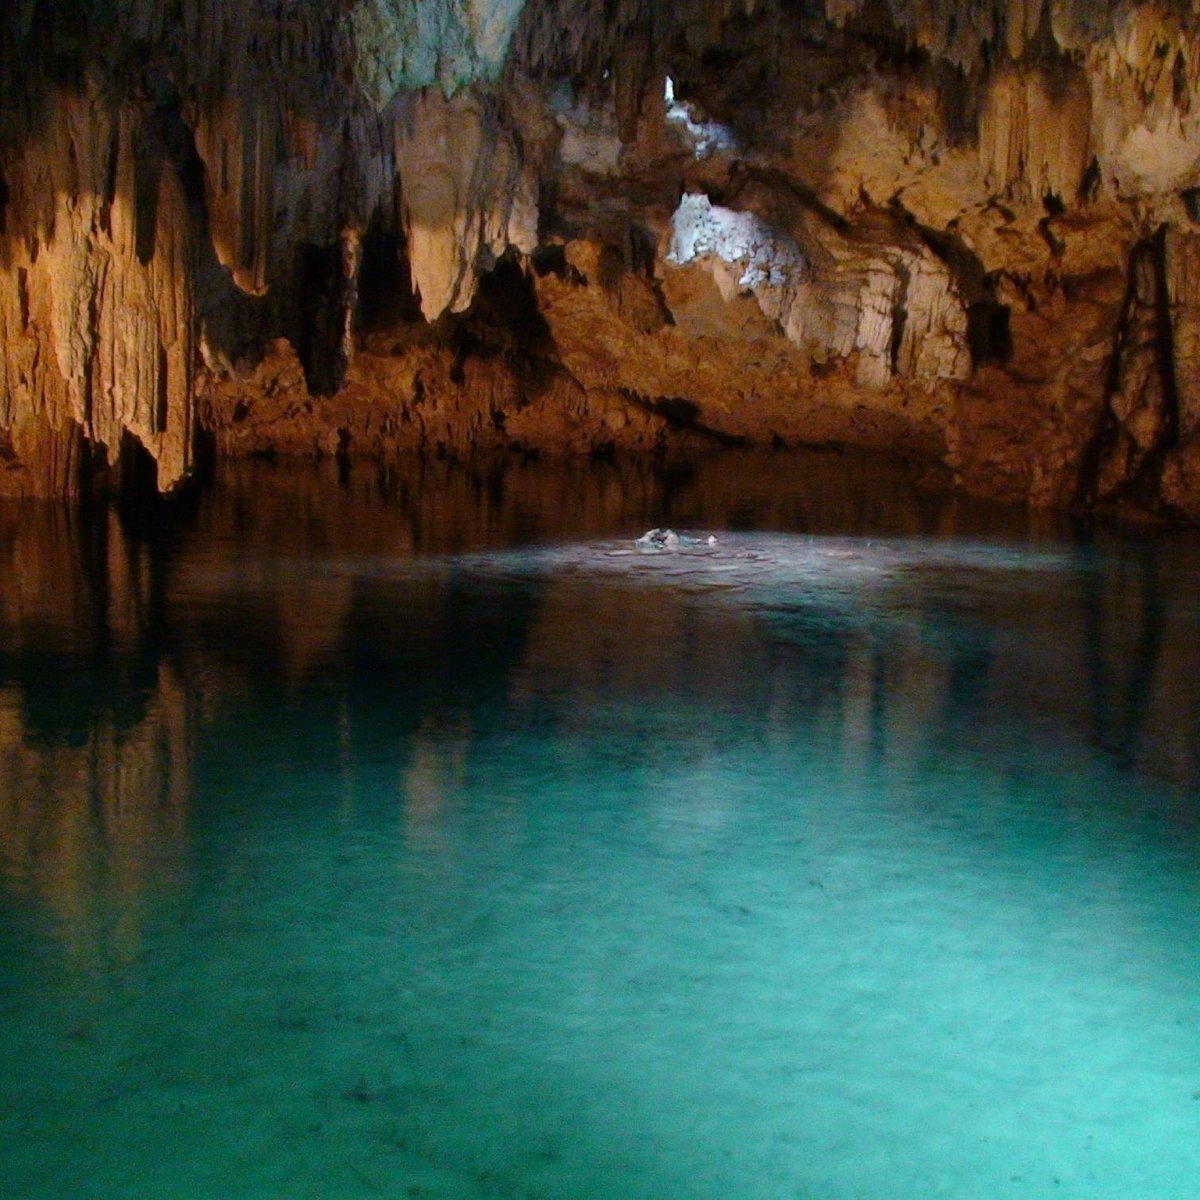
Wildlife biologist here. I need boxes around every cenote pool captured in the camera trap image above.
[2,452,1200,1199]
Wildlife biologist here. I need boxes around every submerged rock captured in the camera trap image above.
[635,528,718,551]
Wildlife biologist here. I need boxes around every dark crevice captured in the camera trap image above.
[530,244,586,284]
[455,254,554,362]
[596,243,625,294]
[128,92,208,266]
[1078,157,1102,205]
[735,163,851,234]
[133,118,164,265]
[967,297,1012,364]
[1042,192,1065,217]
[355,207,421,332]
[1037,196,1065,257]
[844,0,917,67]
[619,388,747,447]
[157,102,212,228]
[1130,224,1181,498]
[627,223,657,278]
[905,206,1012,368]
[1181,187,1200,224]
[1074,238,1148,510]
[116,428,159,504]
[16,267,29,326]
[155,342,169,433]
[296,241,347,396]
[101,120,120,233]
[448,254,562,407]
[1074,225,1180,516]
[1173,49,1190,112]
[1036,216,1064,257]
[888,259,910,374]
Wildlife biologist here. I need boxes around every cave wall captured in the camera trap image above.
[4,1,1200,518]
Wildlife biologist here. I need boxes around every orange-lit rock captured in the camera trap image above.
[5,1,1200,518]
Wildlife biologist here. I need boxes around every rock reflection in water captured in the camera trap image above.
[0,503,194,961]
[2,451,1200,1200]
[1,449,1199,954]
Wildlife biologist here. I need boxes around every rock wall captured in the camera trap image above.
[5,1,1200,518]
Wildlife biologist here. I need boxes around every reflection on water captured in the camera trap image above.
[0,503,193,963]
[0,672,192,959]
[1,450,1198,945]
[2,451,1200,1200]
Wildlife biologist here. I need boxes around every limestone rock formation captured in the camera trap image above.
[4,0,1200,519]
[394,88,539,319]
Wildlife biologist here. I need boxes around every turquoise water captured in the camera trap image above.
[3,456,1200,1199]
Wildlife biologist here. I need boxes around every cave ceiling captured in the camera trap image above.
[3,0,1200,518]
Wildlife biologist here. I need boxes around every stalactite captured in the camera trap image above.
[5,0,1200,516]
[978,60,1092,203]
[0,1,409,494]
[393,88,538,320]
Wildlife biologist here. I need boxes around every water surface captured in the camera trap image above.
[2,453,1200,1199]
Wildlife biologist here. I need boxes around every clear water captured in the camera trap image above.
[3,454,1200,1200]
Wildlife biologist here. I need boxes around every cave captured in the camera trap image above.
[1,0,1199,517]
[4,5,1200,1198]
